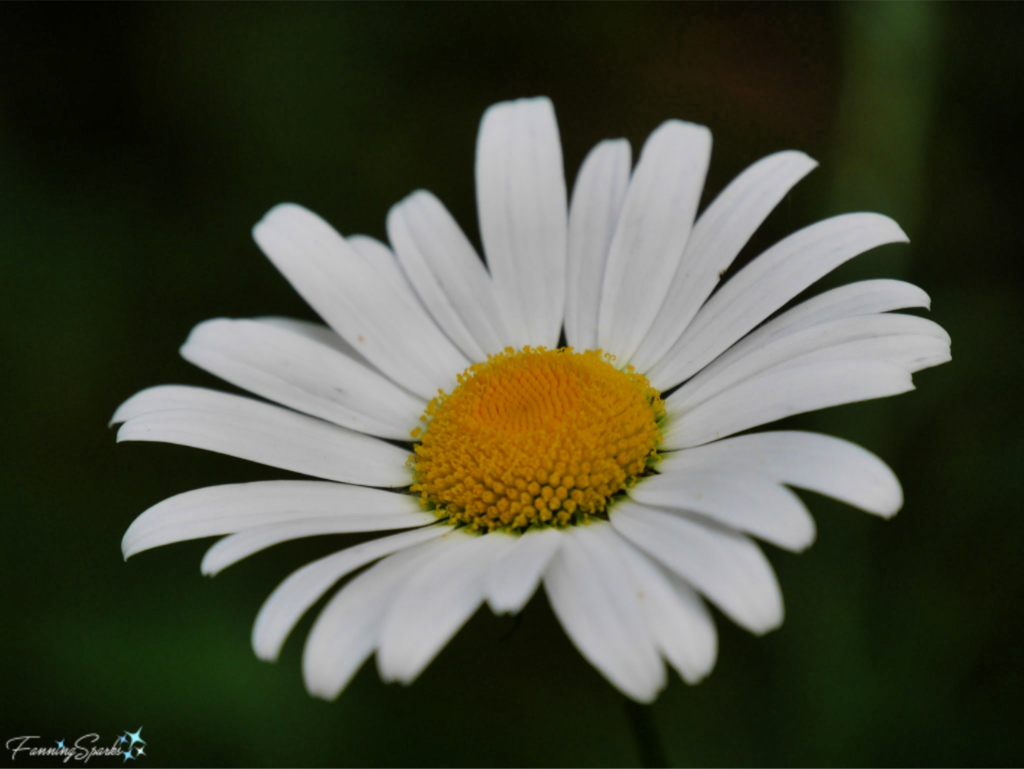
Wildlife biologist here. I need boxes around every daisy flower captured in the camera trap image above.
[113,96,950,703]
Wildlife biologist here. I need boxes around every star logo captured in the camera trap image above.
[125,728,146,750]
[122,748,135,763]
[55,740,65,750]
[135,747,146,757]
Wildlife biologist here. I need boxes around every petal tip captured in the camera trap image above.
[795,150,820,170]
[252,202,311,242]
[110,399,134,426]
[751,611,785,637]
[485,597,516,616]
[890,220,911,244]
[199,555,219,577]
[876,494,904,520]
[653,119,713,147]
[252,637,280,664]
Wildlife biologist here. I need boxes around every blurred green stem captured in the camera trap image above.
[827,2,942,250]
[822,2,942,456]
[624,700,668,768]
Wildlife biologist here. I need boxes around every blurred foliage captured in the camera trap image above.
[1,3,1022,766]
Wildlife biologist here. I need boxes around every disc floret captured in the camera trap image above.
[409,346,664,532]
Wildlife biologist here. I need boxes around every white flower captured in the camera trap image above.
[113,96,950,703]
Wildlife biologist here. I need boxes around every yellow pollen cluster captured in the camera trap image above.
[409,347,665,531]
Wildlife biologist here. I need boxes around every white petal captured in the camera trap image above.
[345,234,425,309]
[670,313,950,413]
[112,384,234,424]
[200,513,435,576]
[113,386,411,487]
[779,334,949,375]
[122,480,422,559]
[257,314,426,395]
[662,359,915,450]
[475,97,568,349]
[254,316,375,368]
[630,470,816,552]
[611,500,784,635]
[252,203,468,398]
[630,151,818,372]
[597,121,712,364]
[180,318,424,440]
[565,139,631,351]
[543,522,666,703]
[485,527,563,614]
[659,431,903,517]
[252,524,449,662]
[649,213,909,390]
[303,537,448,700]
[613,536,718,684]
[377,530,512,684]
[387,191,508,359]
[698,279,934,369]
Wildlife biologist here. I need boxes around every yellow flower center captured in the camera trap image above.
[409,347,665,532]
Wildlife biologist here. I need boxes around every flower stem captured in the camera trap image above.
[624,699,668,768]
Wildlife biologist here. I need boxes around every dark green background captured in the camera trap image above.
[2,3,1021,766]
